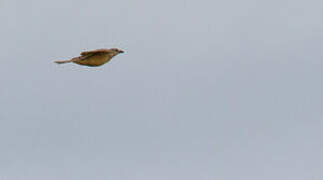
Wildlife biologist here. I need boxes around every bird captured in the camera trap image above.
[55,48,124,67]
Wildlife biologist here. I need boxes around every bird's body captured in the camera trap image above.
[55,48,124,67]
[73,52,115,66]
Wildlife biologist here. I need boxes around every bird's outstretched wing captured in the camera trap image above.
[80,48,111,56]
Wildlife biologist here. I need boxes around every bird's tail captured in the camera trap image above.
[54,59,74,64]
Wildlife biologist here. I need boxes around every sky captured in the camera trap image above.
[0,0,322,179]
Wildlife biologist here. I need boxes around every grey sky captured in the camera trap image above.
[0,0,322,179]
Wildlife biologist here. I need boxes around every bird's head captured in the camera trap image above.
[110,48,124,55]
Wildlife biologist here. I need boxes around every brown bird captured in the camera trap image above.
[55,48,124,67]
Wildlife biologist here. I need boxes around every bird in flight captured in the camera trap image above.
[55,48,124,67]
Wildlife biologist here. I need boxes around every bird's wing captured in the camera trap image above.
[80,49,110,56]
[66,54,93,62]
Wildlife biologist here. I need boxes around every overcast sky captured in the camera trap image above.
[0,0,322,179]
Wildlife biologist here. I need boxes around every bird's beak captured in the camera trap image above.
[119,50,124,53]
